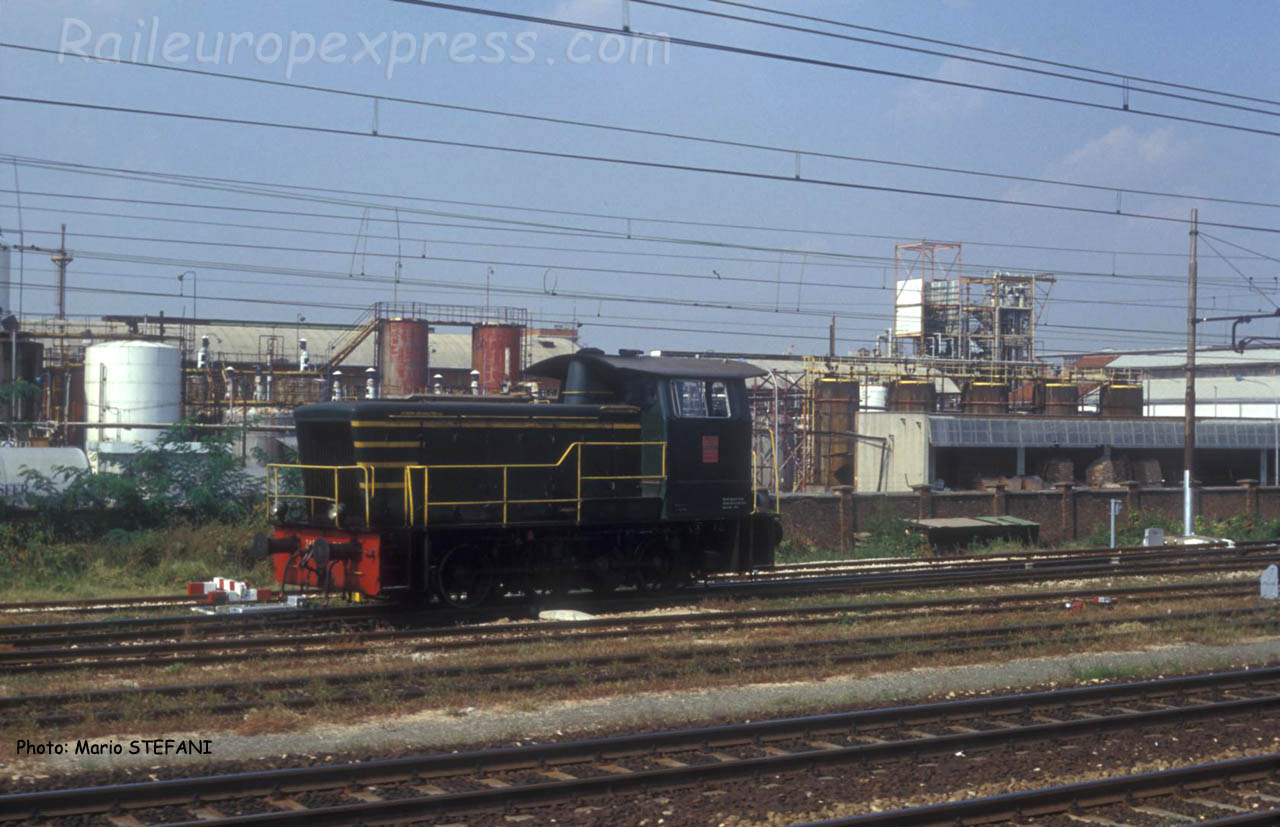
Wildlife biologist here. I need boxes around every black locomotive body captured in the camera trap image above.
[261,350,780,605]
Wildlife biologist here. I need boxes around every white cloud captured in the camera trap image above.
[1002,125,1199,224]
[891,57,995,121]
[1048,125,1193,177]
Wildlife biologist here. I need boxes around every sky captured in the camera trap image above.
[0,0,1277,360]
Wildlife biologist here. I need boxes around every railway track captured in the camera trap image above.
[0,579,1257,675]
[1,538,1272,624]
[7,602,1278,728]
[812,753,1280,825]
[6,666,1280,825]
[714,543,1280,595]
[0,594,201,616]
[3,537,1274,650]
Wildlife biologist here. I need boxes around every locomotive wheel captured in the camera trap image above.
[631,538,676,594]
[588,548,627,595]
[435,544,495,609]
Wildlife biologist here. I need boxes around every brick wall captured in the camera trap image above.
[778,480,1278,550]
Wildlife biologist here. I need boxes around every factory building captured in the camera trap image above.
[644,345,1278,495]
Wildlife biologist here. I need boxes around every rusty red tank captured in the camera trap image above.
[379,319,430,396]
[471,324,522,394]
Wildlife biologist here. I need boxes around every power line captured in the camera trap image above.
[702,0,1280,109]
[12,239,1204,344]
[1199,232,1280,266]
[8,154,1270,261]
[1200,235,1279,309]
[4,95,1278,235]
[9,272,1198,349]
[388,0,1280,139]
[11,202,1276,309]
[637,0,1280,119]
[14,221,1269,301]
[6,42,1276,211]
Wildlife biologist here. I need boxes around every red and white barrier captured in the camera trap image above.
[187,577,276,604]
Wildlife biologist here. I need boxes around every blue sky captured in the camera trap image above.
[0,0,1277,357]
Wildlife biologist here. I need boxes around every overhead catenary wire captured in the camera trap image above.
[701,0,1280,109]
[12,221,1273,300]
[387,0,1280,139]
[1199,235,1279,310]
[1199,232,1280,267]
[635,0,1280,118]
[2,95,1279,237]
[9,237,1209,347]
[9,194,1271,290]
[4,266,1210,350]
[6,154,1272,262]
[4,42,1277,212]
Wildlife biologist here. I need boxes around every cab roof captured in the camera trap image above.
[527,350,767,381]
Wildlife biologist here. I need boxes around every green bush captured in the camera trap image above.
[1081,508,1180,547]
[859,501,928,557]
[1194,512,1280,542]
[0,423,271,595]
[17,423,260,539]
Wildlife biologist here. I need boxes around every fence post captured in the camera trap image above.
[1123,480,1140,514]
[912,484,934,520]
[1055,482,1076,541]
[835,485,853,553]
[1239,479,1259,518]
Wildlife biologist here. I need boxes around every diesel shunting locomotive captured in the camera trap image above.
[257,349,781,607]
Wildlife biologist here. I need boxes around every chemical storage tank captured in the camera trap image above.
[860,384,888,411]
[379,318,430,397]
[471,324,522,394]
[84,341,181,445]
[888,379,937,413]
[961,381,1010,415]
[811,377,857,488]
[1044,382,1080,416]
[1099,383,1143,417]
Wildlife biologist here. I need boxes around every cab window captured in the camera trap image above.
[671,379,731,418]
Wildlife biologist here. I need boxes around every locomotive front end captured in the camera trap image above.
[258,406,391,598]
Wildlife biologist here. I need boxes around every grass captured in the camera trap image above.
[0,518,274,602]
[774,540,916,564]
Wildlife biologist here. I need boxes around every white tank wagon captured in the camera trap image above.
[0,446,89,505]
[84,341,182,446]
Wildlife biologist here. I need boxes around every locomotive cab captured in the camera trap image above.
[261,349,780,605]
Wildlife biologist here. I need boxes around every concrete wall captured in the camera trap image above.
[779,479,1276,551]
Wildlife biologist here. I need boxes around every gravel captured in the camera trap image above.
[8,637,1280,781]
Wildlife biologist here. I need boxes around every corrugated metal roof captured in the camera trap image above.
[1108,348,1280,369]
[928,416,1275,450]
[1145,375,1280,403]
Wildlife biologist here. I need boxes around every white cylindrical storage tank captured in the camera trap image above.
[861,384,888,411]
[84,341,182,444]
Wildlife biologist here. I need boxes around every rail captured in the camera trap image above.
[402,440,666,526]
[266,464,372,526]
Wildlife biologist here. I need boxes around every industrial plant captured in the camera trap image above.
[0,239,1275,499]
